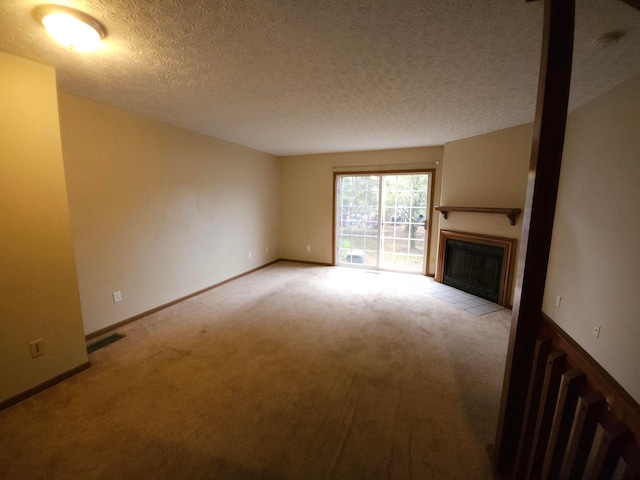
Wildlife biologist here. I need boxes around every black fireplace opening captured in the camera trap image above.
[443,238,504,303]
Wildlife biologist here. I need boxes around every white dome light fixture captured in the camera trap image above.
[33,4,106,52]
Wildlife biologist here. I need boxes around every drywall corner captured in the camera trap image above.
[0,52,88,403]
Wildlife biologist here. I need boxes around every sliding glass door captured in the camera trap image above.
[336,172,430,273]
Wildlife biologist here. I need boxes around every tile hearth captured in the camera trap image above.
[425,282,504,316]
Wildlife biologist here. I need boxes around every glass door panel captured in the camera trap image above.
[380,174,428,273]
[337,175,380,267]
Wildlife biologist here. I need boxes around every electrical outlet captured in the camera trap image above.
[113,291,122,303]
[593,324,601,338]
[555,295,561,307]
[248,251,252,259]
[306,245,311,252]
[266,247,269,253]
[29,339,44,358]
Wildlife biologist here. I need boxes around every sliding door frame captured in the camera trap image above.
[332,168,436,275]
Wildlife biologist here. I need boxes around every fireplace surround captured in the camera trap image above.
[435,230,517,307]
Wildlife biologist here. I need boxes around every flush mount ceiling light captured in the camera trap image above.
[33,4,106,52]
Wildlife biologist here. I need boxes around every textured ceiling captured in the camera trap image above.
[1,0,639,156]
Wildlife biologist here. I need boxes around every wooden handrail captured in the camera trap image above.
[505,314,640,480]
[434,206,522,225]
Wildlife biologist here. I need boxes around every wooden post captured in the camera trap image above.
[493,0,575,476]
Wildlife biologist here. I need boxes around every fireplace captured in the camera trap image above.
[435,230,517,307]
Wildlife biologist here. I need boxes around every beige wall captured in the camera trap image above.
[440,123,533,237]
[58,94,280,335]
[4,48,636,412]
[0,53,88,403]
[439,124,533,303]
[543,74,640,402]
[279,148,444,273]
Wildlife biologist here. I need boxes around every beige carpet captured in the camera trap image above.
[0,261,510,479]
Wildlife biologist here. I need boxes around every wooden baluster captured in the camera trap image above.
[514,338,554,478]
[526,349,566,479]
[584,420,631,480]
[559,392,606,480]
[541,368,585,479]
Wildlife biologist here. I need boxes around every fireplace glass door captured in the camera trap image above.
[443,239,503,302]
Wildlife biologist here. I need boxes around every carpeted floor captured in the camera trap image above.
[0,261,510,479]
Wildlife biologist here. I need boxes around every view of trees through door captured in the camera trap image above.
[336,172,430,273]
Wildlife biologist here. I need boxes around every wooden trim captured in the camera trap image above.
[86,260,280,340]
[493,0,575,475]
[426,169,436,275]
[332,172,338,265]
[331,168,432,176]
[278,259,333,267]
[540,313,640,436]
[500,310,640,479]
[435,230,517,307]
[434,206,522,226]
[0,362,91,411]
